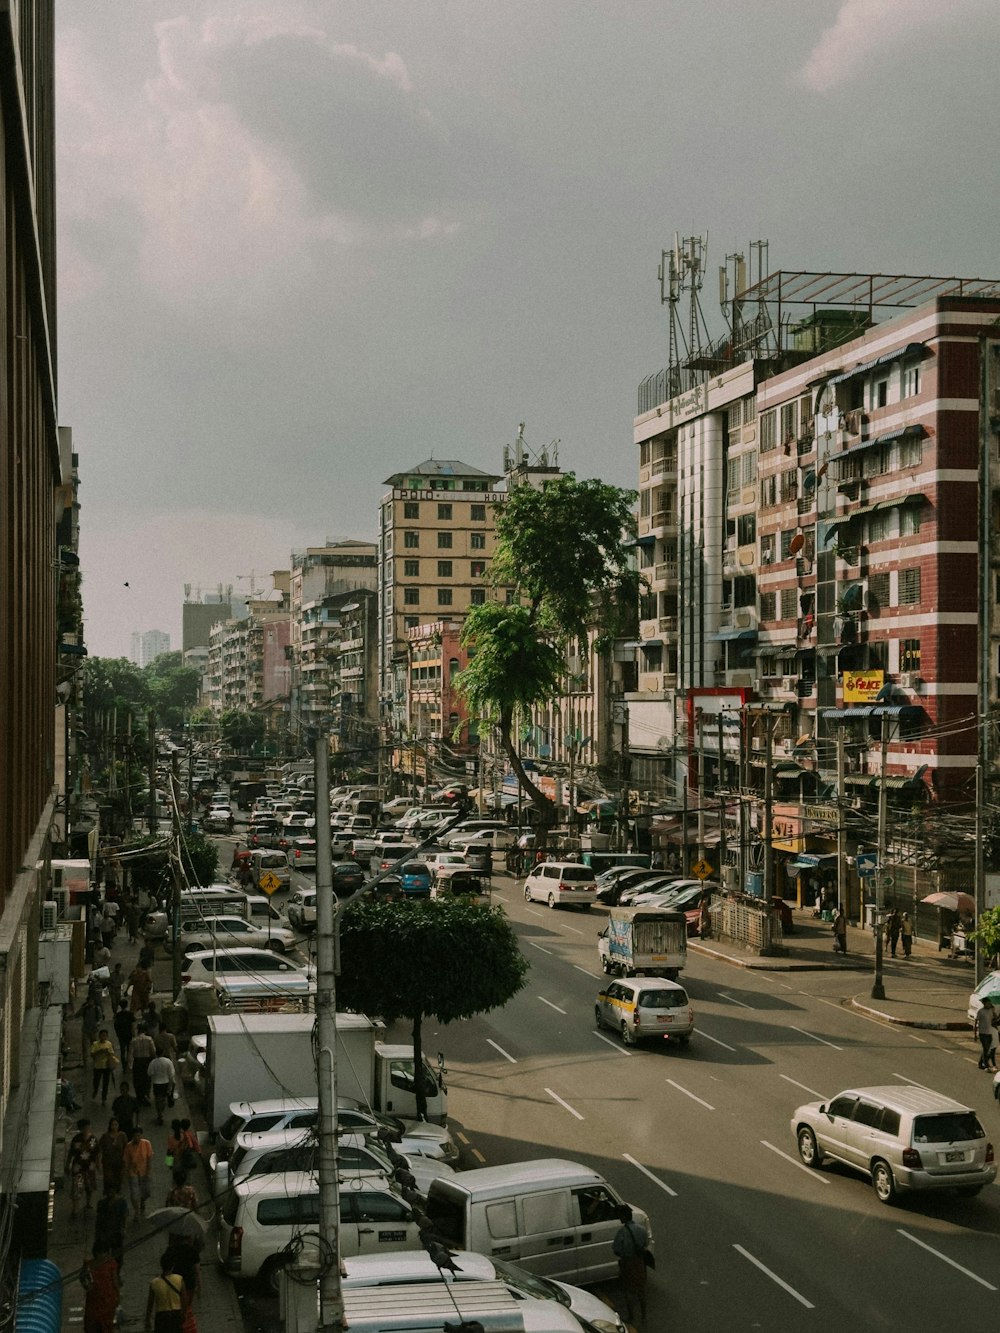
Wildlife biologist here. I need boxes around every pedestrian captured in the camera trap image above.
[92,942,112,974]
[165,1172,198,1212]
[123,898,140,944]
[93,1182,128,1275]
[885,908,901,959]
[66,1118,99,1217]
[98,1117,127,1194]
[832,908,848,955]
[114,1001,135,1067]
[138,943,156,971]
[90,1029,118,1105]
[123,1125,153,1219]
[143,1001,161,1037]
[975,997,997,1070]
[155,1027,179,1065]
[130,1028,157,1107]
[900,912,914,958]
[100,912,116,952]
[129,963,152,1013]
[612,1204,649,1329]
[60,1075,82,1113]
[82,1243,120,1333]
[149,1051,177,1126]
[111,1082,139,1138]
[143,1253,186,1333]
[107,963,125,1011]
[81,995,103,1064]
[162,1239,201,1333]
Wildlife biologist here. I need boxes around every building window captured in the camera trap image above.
[727,401,743,432]
[437,588,453,606]
[899,505,921,537]
[741,452,757,484]
[471,531,486,549]
[403,559,419,577]
[759,591,776,621]
[760,653,777,677]
[868,571,891,612]
[779,470,798,503]
[898,567,922,605]
[737,514,756,545]
[505,588,516,604]
[744,396,756,422]
[470,588,486,605]
[404,531,419,549]
[897,434,923,469]
[867,639,888,671]
[403,501,420,518]
[471,504,486,521]
[404,587,419,606]
[404,615,419,629]
[438,503,453,520]
[902,362,921,398]
[437,560,453,577]
[437,532,453,549]
[780,401,797,446]
[900,638,921,672]
[761,475,777,508]
[874,378,889,409]
[780,587,797,620]
[760,409,777,452]
[471,560,486,578]
[761,533,776,565]
[780,529,795,561]
[868,511,889,543]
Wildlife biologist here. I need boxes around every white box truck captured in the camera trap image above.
[598,905,687,978]
[205,1012,447,1130]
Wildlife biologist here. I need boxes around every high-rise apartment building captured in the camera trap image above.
[130,628,171,667]
[378,460,503,733]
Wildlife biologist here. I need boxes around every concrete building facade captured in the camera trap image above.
[130,628,171,667]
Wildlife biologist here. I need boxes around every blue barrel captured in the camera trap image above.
[16,1259,62,1333]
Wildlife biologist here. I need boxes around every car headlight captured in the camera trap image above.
[588,1320,626,1333]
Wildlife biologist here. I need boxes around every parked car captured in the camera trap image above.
[332,860,366,897]
[595,975,694,1046]
[286,837,317,869]
[285,889,317,931]
[178,915,298,956]
[523,862,597,910]
[398,862,433,897]
[792,1085,996,1203]
[595,867,669,906]
[968,971,1000,1025]
[371,842,419,875]
[180,947,312,989]
[447,827,515,853]
[617,875,696,906]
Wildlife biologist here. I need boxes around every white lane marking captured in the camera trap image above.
[666,1078,715,1111]
[718,991,753,1009]
[623,1152,678,1197]
[780,1073,827,1100]
[698,1029,738,1053]
[909,1033,928,1043]
[593,1031,632,1056]
[456,1132,470,1144]
[734,1244,815,1309]
[897,1229,998,1291]
[486,1039,517,1064]
[545,1088,584,1120]
[575,965,602,979]
[561,922,584,936]
[524,907,545,917]
[539,996,567,1015]
[790,1024,842,1051]
[761,1139,831,1185]
[471,1148,486,1162]
[528,941,553,955]
[812,994,884,1029]
[891,1073,935,1090]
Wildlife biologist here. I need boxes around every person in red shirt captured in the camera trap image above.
[83,1243,120,1333]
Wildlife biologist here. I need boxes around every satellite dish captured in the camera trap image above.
[789,533,805,555]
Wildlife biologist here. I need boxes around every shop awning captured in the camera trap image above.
[838,424,926,458]
[827,342,927,384]
[786,853,839,871]
[634,534,656,547]
[711,627,759,642]
[822,707,873,721]
[844,774,877,787]
[868,704,924,720]
[639,638,663,649]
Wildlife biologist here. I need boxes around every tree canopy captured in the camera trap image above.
[336,896,529,1117]
[457,473,637,823]
[118,830,218,895]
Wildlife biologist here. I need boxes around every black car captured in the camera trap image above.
[332,860,365,897]
[595,868,671,906]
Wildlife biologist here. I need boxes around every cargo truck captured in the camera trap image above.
[598,905,687,978]
[205,1012,447,1130]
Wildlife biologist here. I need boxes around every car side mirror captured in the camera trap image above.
[819,1104,827,1115]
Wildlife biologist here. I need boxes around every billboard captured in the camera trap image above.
[843,670,884,703]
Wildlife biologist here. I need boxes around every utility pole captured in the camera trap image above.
[313,731,344,1333]
[872,712,889,1001]
[147,712,158,834]
[186,731,195,834]
[696,711,706,861]
[681,773,689,876]
[717,714,727,871]
[170,751,184,999]
[836,731,846,919]
[763,724,774,902]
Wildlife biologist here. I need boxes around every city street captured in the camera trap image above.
[429,872,999,1332]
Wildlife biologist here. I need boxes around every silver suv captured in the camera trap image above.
[791,1084,996,1203]
[595,976,694,1047]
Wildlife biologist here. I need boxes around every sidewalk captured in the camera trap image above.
[687,908,977,1030]
[51,927,243,1333]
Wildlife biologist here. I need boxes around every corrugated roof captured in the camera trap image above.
[384,459,502,485]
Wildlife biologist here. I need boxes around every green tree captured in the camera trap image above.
[970,906,1000,967]
[457,473,638,828]
[144,653,201,730]
[219,708,265,755]
[337,897,529,1119]
[119,831,219,895]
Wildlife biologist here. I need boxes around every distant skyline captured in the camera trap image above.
[56,1,1000,658]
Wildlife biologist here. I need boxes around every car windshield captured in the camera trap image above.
[491,1258,567,1305]
[638,989,686,1009]
[559,867,594,883]
[913,1112,984,1143]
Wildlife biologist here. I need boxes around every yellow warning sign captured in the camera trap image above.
[691,859,714,880]
[258,871,282,896]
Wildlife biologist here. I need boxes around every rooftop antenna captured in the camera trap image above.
[659,232,713,395]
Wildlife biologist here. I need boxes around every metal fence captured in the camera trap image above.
[710,892,785,955]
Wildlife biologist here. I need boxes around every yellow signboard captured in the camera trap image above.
[691,858,714,880]
[258,871,282,896]
[843,669,884,704]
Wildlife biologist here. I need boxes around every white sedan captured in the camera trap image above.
[178,915,300,956]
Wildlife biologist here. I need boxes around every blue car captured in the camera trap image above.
[399,862,433,897]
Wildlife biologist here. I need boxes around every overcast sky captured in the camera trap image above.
[58,0,1000,658]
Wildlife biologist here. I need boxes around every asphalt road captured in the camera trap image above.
[434,873,1000,1332]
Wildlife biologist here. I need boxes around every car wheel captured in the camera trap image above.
[548,893,558,909]
[259,1258,283,1295]
[601,957,612,975]
[595,1004,604,1029]
[266,939,287,954]
[797,1127,821,1168]
[871,1159,896,1204]
[524,885,532,902]
[620,1021,636,1047]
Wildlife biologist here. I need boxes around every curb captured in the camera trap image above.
[687,940,869,973]
[849,997,971,1031]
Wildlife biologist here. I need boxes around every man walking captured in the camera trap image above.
[130,1028,156,1107]
[885,907,901,959]
[612,1204,649,1329]
[900,912,914,958]
[832,908,848,955]
[123,1125,153,1219]
[149,1051,177,1126]
[975,997,997,1070]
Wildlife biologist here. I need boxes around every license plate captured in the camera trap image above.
[656,1015,673,1023]
[945,1150,964,1162]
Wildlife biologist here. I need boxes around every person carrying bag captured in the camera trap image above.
[144,1258,185,1333]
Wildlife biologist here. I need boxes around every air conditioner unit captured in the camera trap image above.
[52,887,70,918]
[777,738,793,753]
[41,900,58,931]
[843,410,866,435]
[899,673,923,690]
[781,676,795,690]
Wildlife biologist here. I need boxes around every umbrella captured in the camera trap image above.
[920,891,975,915]
[147,1207,208,1242]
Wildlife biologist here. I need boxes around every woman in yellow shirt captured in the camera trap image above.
[90,1029,118,1104]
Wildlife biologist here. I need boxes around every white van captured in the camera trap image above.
[144,886,251,944]
[341,1280,587,1332]
[424,1159,651,1285]
[218,1171,422,1290]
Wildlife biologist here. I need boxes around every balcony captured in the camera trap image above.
[652,561,678,586]
[658,616,678,635]
[641,452,677,484]
[649,509,678,535]
[638,671,675,694]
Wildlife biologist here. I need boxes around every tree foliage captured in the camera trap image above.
[970,905,1000,965]
[144,653,201,729]
[219,709,266,754]
[337,897,529,1117]
[457,473,637,823]
[119,831,219,895]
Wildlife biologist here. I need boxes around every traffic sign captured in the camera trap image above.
[258,871,282,896]
[691,858,714,880]
[855,852,879,878]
